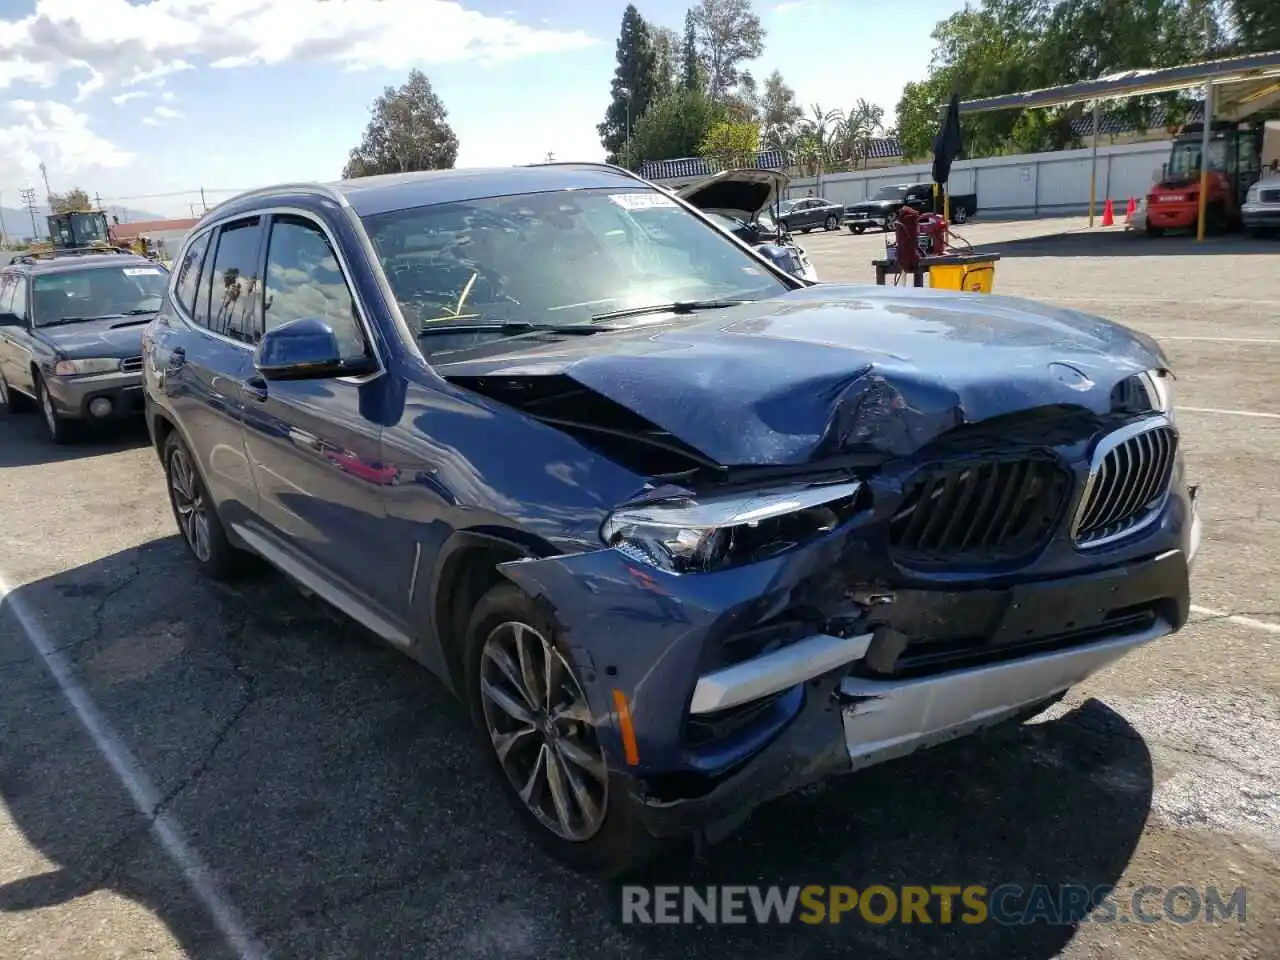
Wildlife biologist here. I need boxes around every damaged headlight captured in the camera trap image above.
[600,480,865,574]
[1138,368,1174,414]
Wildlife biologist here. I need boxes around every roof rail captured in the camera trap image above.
[522,159,656,186]
[11,244,135,264]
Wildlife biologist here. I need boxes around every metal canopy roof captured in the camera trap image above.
[959,49,1280,117]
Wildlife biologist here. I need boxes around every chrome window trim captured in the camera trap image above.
[166,205,386,386]
[1070,414,1175,549]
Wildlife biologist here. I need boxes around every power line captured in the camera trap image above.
[96,187,255,203]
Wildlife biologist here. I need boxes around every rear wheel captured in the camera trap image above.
[163,430,242,580]
[952,206,969,224]
[824,214,839,230]
[850,224,865,234]
[463,582,660,877]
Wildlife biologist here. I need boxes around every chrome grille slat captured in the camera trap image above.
[1073,417,1177,548]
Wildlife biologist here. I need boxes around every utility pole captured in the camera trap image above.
[94,192,103,212]
[38,161,54,209]
[0,190,6,248]
[20,187,39,240]
[200,186,207,212]
[544,151,555,163]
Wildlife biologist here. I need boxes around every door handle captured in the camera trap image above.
[242,375,269,402]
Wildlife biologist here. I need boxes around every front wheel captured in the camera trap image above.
[952,206,968,224]
[464,582,660,877]
[35,374,72,444]
[824,214,839,231]
[850,224,866,234]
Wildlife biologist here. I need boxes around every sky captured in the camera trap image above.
[0,0,967,219]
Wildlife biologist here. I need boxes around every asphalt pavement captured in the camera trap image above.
[1,216,1277,960]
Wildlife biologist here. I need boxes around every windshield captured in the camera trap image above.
[31,264,168,327]
[872,185,910,201]
[1168,138,1228,177]
[69,213,109,244]
[360,187,791,332]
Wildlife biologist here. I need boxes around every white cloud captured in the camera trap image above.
[111,90,149,105]
[153,105,182,119]
[0,0,600,97]
[0,100,135,179]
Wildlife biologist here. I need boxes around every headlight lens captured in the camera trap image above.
[1246,185,1260,203]
[1138,368,1174,414]
[54,357,122,376]
[600,480,865,574]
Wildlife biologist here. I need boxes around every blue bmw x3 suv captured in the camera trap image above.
[142,163,1202,876]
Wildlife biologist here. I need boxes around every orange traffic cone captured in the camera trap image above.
[1125,196,1137,223]
[1101,198,1114,226]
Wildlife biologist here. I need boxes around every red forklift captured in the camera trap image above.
[1144,120,1264,236]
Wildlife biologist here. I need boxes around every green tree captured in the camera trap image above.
[692,0,765,102]
[1225,0,1280,50]
[760,69,802,134]
[652,25,680,99]
[598,4,659,163]
[681,9,703,91]
[625,88,726,168]
[698,119,760,168]
[51,188,92,213]
[343,70,458,178]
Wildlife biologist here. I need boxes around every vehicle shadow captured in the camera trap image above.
[0,539,1153,960]
[961,228,1279,258]
[0,412,151,467]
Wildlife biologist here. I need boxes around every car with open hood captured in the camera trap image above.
[0,249,168,442]
[675,168,819,281]
[141,162,1202,878]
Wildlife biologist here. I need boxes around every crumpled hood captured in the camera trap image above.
[37,315,153,359]
[437,285,1169,468]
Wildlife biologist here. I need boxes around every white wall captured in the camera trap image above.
[649,141,1174,219]
[787,141,1171,216]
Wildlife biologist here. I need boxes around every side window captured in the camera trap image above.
[0,276,14,315]
[174,230,211,317]
[10,276,27,320]
[201,218,264,344]
[262,215,367,359]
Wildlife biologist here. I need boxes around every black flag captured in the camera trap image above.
[932,92,963,187]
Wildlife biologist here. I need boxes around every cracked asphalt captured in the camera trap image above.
[1,216,1278,960]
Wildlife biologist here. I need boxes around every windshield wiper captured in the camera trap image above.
[417,320,617,337]
[589,299,753,322]
[37,316,91,327]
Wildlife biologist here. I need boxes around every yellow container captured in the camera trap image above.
[928,259,997,294]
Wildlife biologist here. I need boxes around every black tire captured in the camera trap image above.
[34,373,73,444]
[824,214,839,231]
[850,224,866,235]
[463,581,662,878]
[163,430,242,580]
[800,226,812,234]
[1145,224,1165,238]
[777,219,789,234]
[952,206,969,224]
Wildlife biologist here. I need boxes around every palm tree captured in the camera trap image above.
[838,98,886,170]
[799,104,842,192]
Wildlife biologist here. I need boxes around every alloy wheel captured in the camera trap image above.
[479,620,608,841]
[40,382,57,435]
[169,445,212,562]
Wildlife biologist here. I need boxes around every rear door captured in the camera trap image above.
[150,220,260,514]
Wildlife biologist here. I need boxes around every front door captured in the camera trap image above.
[237,211,402,628]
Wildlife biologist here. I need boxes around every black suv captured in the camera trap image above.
[0,249,168,442]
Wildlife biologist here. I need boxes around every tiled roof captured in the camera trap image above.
[638,148,788,181]
[1069,99,1204,136]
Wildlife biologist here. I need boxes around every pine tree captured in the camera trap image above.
[597,5,660,163]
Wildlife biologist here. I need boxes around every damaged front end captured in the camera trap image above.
[440,299,1196,843]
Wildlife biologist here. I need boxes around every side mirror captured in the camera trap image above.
[0,311,23,328]
[254,317,358,381]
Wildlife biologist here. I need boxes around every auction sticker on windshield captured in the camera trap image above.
[609,193,679,211]
[123,267,164,276]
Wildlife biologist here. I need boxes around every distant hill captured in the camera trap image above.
[0,205,166,244]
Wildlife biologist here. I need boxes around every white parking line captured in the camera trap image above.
[1157,336,1280,344]
[1180,406,1280,420]
[0,575,269,960]
[1190,605,1280,635]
